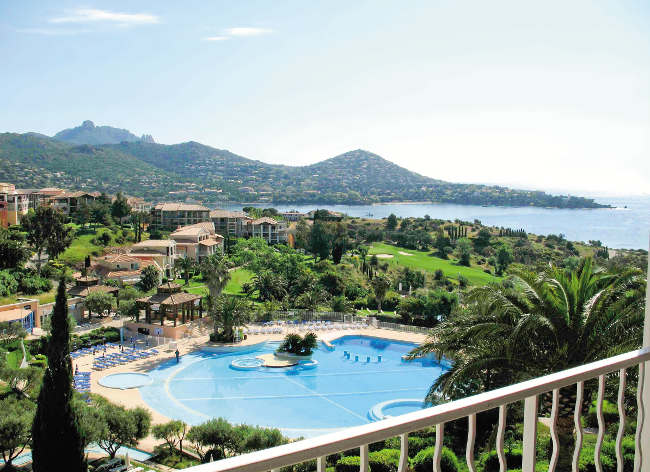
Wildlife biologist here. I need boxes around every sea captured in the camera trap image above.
[217,195,650,250]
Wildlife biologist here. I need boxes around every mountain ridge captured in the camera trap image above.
[53,120,155,145]
[0,127,608,209]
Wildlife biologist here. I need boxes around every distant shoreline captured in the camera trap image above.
[217,200,612,210]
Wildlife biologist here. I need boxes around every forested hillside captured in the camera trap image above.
[0,129,608,209]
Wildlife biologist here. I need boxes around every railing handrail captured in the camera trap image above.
[375,320,434,334]
[185,347,650,472]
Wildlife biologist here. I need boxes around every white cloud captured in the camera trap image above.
[49,8,159,25]
[224,27,272,37]
[204,27,273,42]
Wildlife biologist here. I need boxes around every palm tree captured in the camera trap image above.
[209,295,253,342]
[199,254,231,298]
[295,288,328,311]
[253,271,287,302]
[371,274,391,312]
[410,259,645,471]
[175,257,195,285]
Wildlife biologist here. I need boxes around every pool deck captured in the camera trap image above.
[78,326,428,453]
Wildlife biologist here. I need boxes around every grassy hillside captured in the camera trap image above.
[0,133,175,198]
[369,242,497,285]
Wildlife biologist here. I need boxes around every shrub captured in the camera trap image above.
[335,456,365,472]
[365,292,401,311]
[584,399,619,429]
[478,448,522,472]
[412,446,458,472]
[0,270,18,297]
[344,283,367,301]
[19,276,52,295]
[578,445,615,472]
[368,449,401,472]
[385,436,434,458]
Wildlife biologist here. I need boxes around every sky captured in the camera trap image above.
[1,1,649,197]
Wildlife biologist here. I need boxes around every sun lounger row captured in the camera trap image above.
[73,371,92,393]
[92,348,159,370]
[243,321,367,335]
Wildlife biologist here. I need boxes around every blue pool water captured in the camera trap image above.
[99,372,153,389]
[140,335,447,438]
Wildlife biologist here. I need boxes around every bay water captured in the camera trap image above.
[219,196,650,250]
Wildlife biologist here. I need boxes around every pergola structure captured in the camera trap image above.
[136,282,203,327]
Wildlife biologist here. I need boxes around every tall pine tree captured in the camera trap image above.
[32,278,85,472]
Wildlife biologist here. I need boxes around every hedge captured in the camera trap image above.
[335,449,402,472]
[368,449,401,472]
[577,437,635,472]
[385,436,435,458]
[412,446,458,472]
[478,448,522,472]
[335,456,365,472]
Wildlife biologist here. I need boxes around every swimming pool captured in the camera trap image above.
[140,335,447,438]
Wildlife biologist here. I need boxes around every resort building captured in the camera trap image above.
[24,187,65,209]
[0,201,7,228]
[170,222,224,261]
[0,183,29,227]
[130,239,177,277]
[210,209,251,237]
[281,211,306,222]
[244,217,288,244]
[126,196,152,213]
[92,253,162,286]
[49,191,100,216]
[0,298,39,332]
[150,203,211,230]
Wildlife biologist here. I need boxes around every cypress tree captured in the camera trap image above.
[32,278,85,472]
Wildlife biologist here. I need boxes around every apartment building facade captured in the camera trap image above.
[170,222,224,261]
[209,209,251,237]
[129,239,177,277]
[49,191,100,216]
[0,183,29,227]
[245,217,287,244]
[150,203,211,230]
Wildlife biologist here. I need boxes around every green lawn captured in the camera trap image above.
[174,268,254,297]
[60,232,101,265]
[60,225,134,265]
[0,285,58,306]
[369,242,497,286]
[223,268,254,295]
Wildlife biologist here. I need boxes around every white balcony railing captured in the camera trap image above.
[183,347,650,472]
[185,242,650,472]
